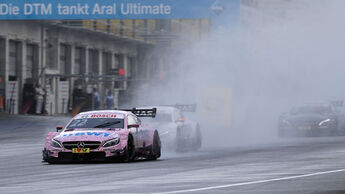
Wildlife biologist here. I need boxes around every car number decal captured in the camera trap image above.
[72,148,90,153]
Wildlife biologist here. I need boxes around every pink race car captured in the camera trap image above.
[42,108,161,163]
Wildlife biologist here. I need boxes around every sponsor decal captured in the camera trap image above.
[72,148,90,153]
[91,114,118,118]
[75,113,125,119]
[0,0,216,20]
[59,132,111,138]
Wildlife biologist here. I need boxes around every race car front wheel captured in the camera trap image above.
[122,135,135,162]
[42,148,48,162]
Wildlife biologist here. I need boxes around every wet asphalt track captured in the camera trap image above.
[1,115,345,194]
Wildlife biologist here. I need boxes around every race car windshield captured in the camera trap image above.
[66,118,124,129]
[292,106,332,115]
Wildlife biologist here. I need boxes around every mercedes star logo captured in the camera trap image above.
[77,142,85,148]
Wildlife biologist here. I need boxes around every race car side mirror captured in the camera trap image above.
[128,124,139,128]
[56,125,63,132]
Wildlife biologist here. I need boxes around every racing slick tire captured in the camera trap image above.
[148,131,161,160]
[122,135,135,162]
[192,125,202,151]
[333,123,345,136]
[333,128,345,136]
[42,148,58,164]
[175,127,184,152]
[42,148,48,162]
[337,126,345,136]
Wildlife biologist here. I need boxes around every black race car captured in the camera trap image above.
[278,101,345,137]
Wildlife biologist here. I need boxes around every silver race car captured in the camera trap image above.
[140,105,202,152]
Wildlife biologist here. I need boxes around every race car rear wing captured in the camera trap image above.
[119,108,157,118]
[173,104,197,112]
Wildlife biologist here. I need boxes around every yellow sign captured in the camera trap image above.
[72,148,90,153]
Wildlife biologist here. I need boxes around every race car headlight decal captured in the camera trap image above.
[50,139,62,148]
[103,138,120,147]
[319,118,331,126]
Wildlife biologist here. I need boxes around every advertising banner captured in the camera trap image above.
[0,0,219,20]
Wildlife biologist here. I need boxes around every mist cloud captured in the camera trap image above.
[133,1,345,147]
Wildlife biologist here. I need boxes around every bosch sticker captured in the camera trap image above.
[91,114,118,118]
[75,113,125,119]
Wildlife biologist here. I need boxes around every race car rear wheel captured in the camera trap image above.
[148,131,161,160]
[193,125,202,151]
[175,127,184,152]
[333,124,345,136]
[339,126,345,136]
[122,135,135,162]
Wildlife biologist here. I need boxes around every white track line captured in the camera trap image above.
[153,168,345,194]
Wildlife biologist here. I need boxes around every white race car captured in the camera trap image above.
[140,105,202,152]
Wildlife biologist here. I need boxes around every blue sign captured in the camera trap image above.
[0,0,222,20]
